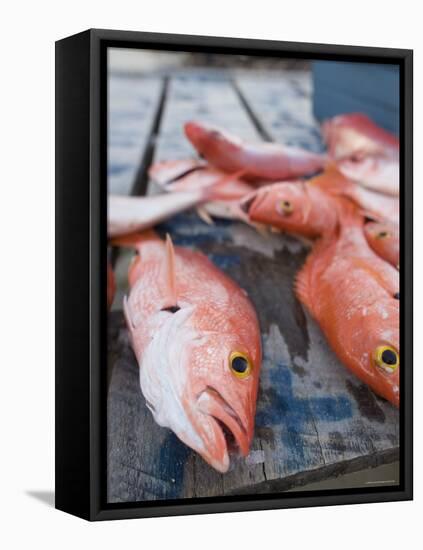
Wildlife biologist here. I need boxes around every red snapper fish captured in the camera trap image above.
[321,113,399,160]
[115,231,262,472]
[307,166,399,225]
[184,120,327,182]
[295,208,400,407]
[242,186,400,405]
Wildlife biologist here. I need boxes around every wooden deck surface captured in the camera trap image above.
[107,69,399,503]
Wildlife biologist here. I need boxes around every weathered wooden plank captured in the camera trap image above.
[152,75,261,164]
[108,75,165,310]
[108,75,164,195]
[235,74,324,153]
[107,71,399,503]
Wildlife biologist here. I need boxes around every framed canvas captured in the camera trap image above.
[55,29,413,521]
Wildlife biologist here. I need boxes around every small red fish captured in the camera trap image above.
[113,231,262,472]
[184,120,327,182]
[241,180,339,239]
[321,113,399,160]
[242,171,399,265]
[295,208,400,406]
[364,221,399,269]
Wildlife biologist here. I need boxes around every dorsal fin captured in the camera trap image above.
[163,233,178,309]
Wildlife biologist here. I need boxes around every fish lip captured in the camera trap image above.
[204,385,248,435]
[239,195,256,215]
[197,386,249,458]
[240,190,267,217]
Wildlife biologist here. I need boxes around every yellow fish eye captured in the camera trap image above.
[377,230,391,239]
[278,200,294,215]
[373,345,399,373]
[229,351,252,379]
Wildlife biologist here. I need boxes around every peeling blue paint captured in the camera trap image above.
[256,363,353,429]
[208,253,240,270]
[154,432,192,499]
[157,213,233,247]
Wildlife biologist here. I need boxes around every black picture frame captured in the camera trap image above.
[55,28,413,521]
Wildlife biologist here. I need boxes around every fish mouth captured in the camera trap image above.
[240,190,267,217]
[197,386,250,470]
[166,165,206,187]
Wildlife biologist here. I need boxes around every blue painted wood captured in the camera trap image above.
[312,61,399,134]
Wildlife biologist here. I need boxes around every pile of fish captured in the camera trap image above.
[108,112,400,473]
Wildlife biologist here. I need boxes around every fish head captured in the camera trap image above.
[241,182,323,238]
[138,305,261,473]
[184,120,241,160]
[354,300,400,406]
[187,330,261,472]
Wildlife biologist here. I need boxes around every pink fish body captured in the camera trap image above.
[108,192,206,237]
[310,166,399,225]
[322,113,399,160]
[118,232,262,473]
[150,159,255,199]
[184,120,327,181]
[108,169,241,237]
[337,155,399,196]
